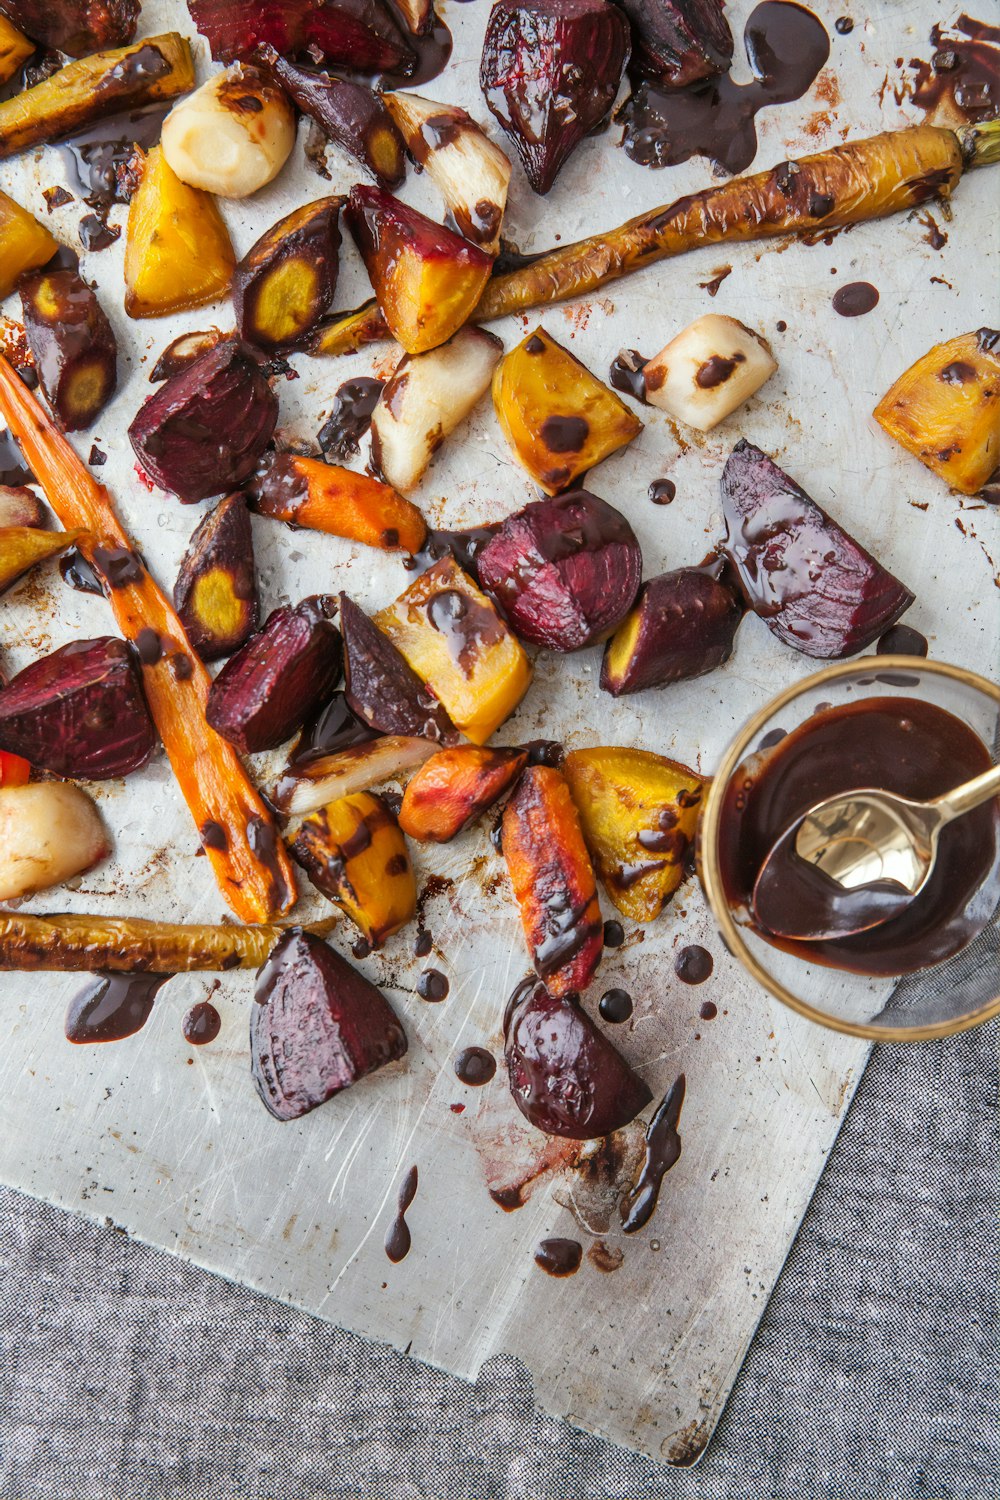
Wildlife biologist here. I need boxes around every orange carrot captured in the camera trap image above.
[256,453,427,553]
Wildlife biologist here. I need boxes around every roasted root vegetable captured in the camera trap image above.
[492,327,642,493]
[375,556,531,744]
[0,487,44,528]
[478,490,641,651]
[0,748,30,785]
[0,33,194,159]
[722,440,914,659]
[0,0,138,56]
[600,561,744,694]
[273,734,435,818]
[0,782,109,900]
[502,764,603,996]
[174,493,258,662]
[149,329,225,382]
[188,0,416,75]
[233,197,342,350]
[504,977,652,1138]
[480,0,630,194]
[0,355,296,922]
[347,184,494,355]
[0,189,59,299]
[256,453,426,553]
[207,596,342,754]
[340,592,457,742]
[873,329,1000,495]
[162,63,294,198]
[291,791,416,946]
[369,325,503,493]
[399,744,527,842]
[252,928,407,1122]
[383,91,511,251]
[124,146,236,318]
[0,524,82,595]
[267,53,406,190]
[622,0,733,85]
[0,14,32,85]
[643,314,777,431]
[0,636,156,779]
[20,268,118,432]
[563,746,702,921]
[128,339,276,502]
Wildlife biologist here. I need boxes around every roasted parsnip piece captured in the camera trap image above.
[399,744,527,842]
[0,0,138,57]
[493,326,642,493]
[0,782,109,900]
[291,791,416,947]
[502,764,603,997]
[0,524,82,595]
[383,91,511,251]
[0,33,194,159]
[273,735,436,819]
[233,197,342,350]
[124,146,236,318]
[643,314,777,431]
[873,329,1000,495]
[369,326,503,492]
[375,556,531,744]
[600,562,743,694]
[267,53,406,190]
[340,593,457,743]
[174,493,258,662]
[256,453,426,553]
[161,63,295,198]
[20,268,118,432]
[0,356,297,922]
[0,486,45,528]
[0,14,33,85]
[563,747,703,921]
[0,189,59,299]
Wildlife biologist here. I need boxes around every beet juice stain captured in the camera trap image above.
[385,1164,418,1263]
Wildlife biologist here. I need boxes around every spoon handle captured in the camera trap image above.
[931,761,1000,822]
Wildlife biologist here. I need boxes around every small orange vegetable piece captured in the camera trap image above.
[502,764,603,997]
[124,146,236,318]
[256,453,426,553]
[0,525,84,595]
[0,188,59,299]
[375,555,531,744]
[0,749,31,787]
[0,355,296,923]
[291,791,416,947]
[399,744,527,842]
[0,16,33,88]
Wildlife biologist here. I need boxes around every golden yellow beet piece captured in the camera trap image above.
[0,16,33,87]
[0,190,59,300]
[873,329,1000,495]
[563,746,703,922]
[0,526,84,596]
[374,556,531,745]
[493,326,643,494]
[124,147,236,318]
[290,791,415,947]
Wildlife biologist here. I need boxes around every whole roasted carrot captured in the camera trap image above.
[0,357,297,923]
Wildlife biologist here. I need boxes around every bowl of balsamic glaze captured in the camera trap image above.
[699,658,1000,1041]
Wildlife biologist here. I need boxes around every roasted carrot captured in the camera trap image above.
[0,356,297,923]
[255,452,427,552]
[310,121,997,355]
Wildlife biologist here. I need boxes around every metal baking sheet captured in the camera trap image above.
[0,0,997,1467]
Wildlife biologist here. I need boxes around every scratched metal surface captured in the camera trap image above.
[0,0,997,1468]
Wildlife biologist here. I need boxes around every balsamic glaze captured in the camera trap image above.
[834,16,854,34]
[454,1046,496,1085]
[877,623,928,657]
[59,548,104,595]
[407,523,500,579]
[648,478,676,505]
[599,988,634,1024]
[533,1237,583,1276]
[674,945,714,984]
[291,692,377,768]
[413,928,433,958]
[609,349,649,403]
[832,281,879,317]
[699,1000,719,1020]
[65,972,171,1043]
[182,1001,222,1045]
[758,727,788,751]
[0,428,34,488]
[620,1075,686,1233]
[521,739,564,768]
[417,968,449,1001]
[317,376,385,460]
[907,15,1000,125]
[385,1163,418,1263]
[603,919,625,948]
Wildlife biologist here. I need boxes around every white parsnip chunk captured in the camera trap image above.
[643,314,777,431]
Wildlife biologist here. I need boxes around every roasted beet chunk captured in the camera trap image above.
[504,977,652,1138]
[0,636,155,779]
[128,338,277,504]
[480,0,630,194]
[187,0,415,72]
[478,490,642,651]
[721,440,915,659]
[251,928,407,1121]
[1,0,139,55]
[621,0,733,86]
[206,596,342,753]
[340,592,458,743]
[600,560,743,694]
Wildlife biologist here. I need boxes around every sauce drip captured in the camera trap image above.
[413,928,433,957]
[832,281,879,317]
[0,427,34,487]
[291,692,377,767]
[599,988,633,1023]
[454,1046,496,1085]
[648,478,676,505]
[317,376,385,459]
[182,1001,221,1045]
[603,919,625,948]
[619,2,831,175]
[877,623,928,657]
[620,1075,686,1234]
[699,1000,719,1020]
[65,972,172,1043]
[675,945,714,984]
[59,548,104,595]
[407,522,500,579]
[533,1237,583,1276]
[608,348,649,403]
[385,1163,418,1263]
[907,15,1000,125]
[417,968,449,1001]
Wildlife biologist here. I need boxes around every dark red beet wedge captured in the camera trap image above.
[478,490,642,651]
[600,559,743,694]
[206,596,342,753]
[721,440,915,659]
[621,0,733,86]
[0,636,155,779]
[128,339,278,504]
[252,928,407,1121]
[480,0,631,194]
[187,0,415,72]
[340,592,458,743]
[504,977,653,1139]
[2,0,139,55]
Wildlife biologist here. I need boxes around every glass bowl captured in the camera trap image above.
[698,657,1000,1042]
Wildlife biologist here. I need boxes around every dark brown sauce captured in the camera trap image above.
[699,1000,719,1020]
[317,376,385,460]
[93,544,143,589]
[648,478,676,505]
[352,935,372,960]
[521,739,564,768]
[675,945,714,984]
[758,726,788,750]
[540,414,589,453]
[534,895,602,978]
[696,352,745,388]
[417,968,449,1001]
[877,623,928,656]
[413,928,433,957]
[385,1163,418,1263]
[454,1046,496,1085]
[907,15,1000,125]
[59,548,104,595]
[609,348,649,403]
[182,1001,221,1045]
[832,281,879,316]
[134,626,163,665]
[599,988,633,1023]
[200,819,228,852]
[619,1,831,175]
[533,1237,583,1276]
[290,692,377,768]
[79,214,120,251]
[65,972,171,1043]
[427,588,503,670]
[620,1075,686,1233]
[0,428,34,487]
[699,264,733,296]
[603,919,625,948]
[406,522,500,579]
[719,697,1000,974]
[835,15,854,34]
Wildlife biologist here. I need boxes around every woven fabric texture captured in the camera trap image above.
[0,1017,997,1500]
